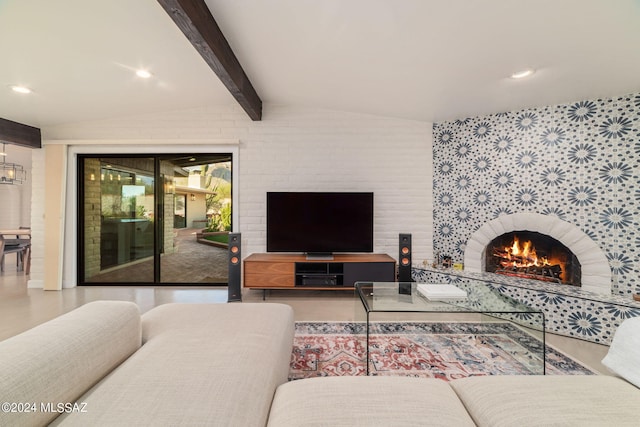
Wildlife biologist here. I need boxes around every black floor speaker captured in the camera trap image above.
[228,233,242,302]
[398,233,412,282]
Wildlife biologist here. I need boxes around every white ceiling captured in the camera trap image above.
[1,0,639,130]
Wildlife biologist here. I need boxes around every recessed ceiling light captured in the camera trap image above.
[11,85,32,94]
[136,69,152,79]
[510,69,535,79]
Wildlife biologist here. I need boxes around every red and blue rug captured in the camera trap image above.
[290,322,594,380]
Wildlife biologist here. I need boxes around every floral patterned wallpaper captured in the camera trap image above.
[432,92,639,297]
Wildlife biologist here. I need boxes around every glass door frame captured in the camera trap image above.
[71,145,238,286]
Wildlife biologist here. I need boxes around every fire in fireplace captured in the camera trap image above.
[485,231,581,286]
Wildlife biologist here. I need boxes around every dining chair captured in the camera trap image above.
[16,226,31,275]
[1,235,27,273]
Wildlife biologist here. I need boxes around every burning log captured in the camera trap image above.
[546,264,562,279]
[493,250,535,263]
[486,232,579,286]
[490,234,566,283]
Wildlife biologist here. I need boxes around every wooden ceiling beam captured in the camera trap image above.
[157,0,262,121]
[0,117,41,148]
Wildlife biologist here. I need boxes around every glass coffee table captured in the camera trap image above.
[355,281,546,375]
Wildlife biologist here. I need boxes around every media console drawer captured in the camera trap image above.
[244,261,293,275]
[244,273,294,288]
[243,253,396,291]
[243,259,294,288]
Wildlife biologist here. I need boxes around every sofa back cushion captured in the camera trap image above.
[602,316,640,388]
[0,301,141,427]
[450,375,640,426]
[53,303,294,427]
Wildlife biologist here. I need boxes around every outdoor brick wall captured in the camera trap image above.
[83,158,102,278]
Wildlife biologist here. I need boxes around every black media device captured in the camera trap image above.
[399,282,412,295]
[266,192,374,258]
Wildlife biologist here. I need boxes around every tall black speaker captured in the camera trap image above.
[398,233,412,282]
[228,233,242,302]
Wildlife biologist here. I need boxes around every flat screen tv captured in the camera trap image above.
[266,192,374,256]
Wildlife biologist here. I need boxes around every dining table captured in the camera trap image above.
[0,229,31,235]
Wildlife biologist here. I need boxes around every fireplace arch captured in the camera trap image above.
[463,213,611,294]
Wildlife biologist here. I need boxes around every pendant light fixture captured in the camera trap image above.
[0,143,27,184]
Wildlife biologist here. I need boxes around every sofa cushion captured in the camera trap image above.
[0,301,141,427]
[268,376,476,427]
[602,316,640,388]
[54,302,294,426]
[450,375,640,427]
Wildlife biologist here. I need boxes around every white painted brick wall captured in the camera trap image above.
[27,148,45,288]
[237,107,433,262]
[40,104,434,286]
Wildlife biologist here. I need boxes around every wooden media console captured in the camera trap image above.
[243,253,396,291]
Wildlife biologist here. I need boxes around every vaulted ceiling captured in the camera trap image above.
[1,0,639,130]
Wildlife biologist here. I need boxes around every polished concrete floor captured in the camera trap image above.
[0,261,611,374]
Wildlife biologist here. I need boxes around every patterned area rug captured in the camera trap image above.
[290,322,594,380]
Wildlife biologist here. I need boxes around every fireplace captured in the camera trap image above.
[485,231,581,286]
[463,213,611,294]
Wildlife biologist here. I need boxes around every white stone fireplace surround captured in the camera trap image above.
[463,213,611,294]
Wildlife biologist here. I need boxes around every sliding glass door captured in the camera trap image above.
[78,154,232,285]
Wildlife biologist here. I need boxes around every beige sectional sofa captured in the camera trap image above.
[1,301,638,426]
[268,375,640,427]
[0,301,295,426]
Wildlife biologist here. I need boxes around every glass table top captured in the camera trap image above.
[355,281,541,317]
[355,280,546,375]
